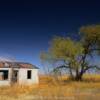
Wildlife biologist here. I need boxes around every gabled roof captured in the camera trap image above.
[0,61,39,69]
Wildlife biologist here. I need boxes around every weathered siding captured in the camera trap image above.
[0,68,39,86]
[18,68,39,85]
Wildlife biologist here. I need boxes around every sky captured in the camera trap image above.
[0,0,100,72]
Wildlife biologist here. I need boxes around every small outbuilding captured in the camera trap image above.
[0,61,39,86]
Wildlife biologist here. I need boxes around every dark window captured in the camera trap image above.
[27,70,31,79]
[0,70,8,80]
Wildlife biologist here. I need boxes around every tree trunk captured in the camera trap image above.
[75,74,82,81]
[75,71,83,81]
[69,68,74,80]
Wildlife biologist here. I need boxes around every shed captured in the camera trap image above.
[0,61,39,86]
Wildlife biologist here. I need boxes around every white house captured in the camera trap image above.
[0,61,39,86]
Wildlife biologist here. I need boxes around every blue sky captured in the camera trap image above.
[0,0,100,73]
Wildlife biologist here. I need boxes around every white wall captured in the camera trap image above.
[18,68,39,85]
[0,68,39,86]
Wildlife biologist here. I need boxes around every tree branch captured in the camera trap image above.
[83,65,100,72]
[53,65,70,70]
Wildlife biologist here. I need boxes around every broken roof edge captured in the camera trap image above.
[0,61,39,69]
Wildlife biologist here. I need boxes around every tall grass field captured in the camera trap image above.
[0,74,100,100]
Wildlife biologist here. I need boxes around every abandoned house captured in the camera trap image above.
[0,61,39,86]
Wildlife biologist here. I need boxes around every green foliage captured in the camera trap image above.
[80,25,100,37]
[80,25,100,45]
[40,51,56,64]
[49,36,83,61]
[80,25,100,55]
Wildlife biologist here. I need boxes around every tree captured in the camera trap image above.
[40,25,100,81]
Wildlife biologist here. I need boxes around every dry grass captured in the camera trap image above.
[0,74,100,100]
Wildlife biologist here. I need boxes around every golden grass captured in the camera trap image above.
[0,74,100,100]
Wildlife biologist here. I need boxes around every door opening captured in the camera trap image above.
[12,70,18,83]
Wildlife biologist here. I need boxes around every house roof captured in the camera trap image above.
[0,61,39,69]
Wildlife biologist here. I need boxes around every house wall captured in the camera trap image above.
[0,68,12,86]
[0,68,39,86]
[18,68,39,85]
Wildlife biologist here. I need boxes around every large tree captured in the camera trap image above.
[40,25,100,81]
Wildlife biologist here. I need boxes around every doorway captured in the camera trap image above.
[12,70,18,83]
